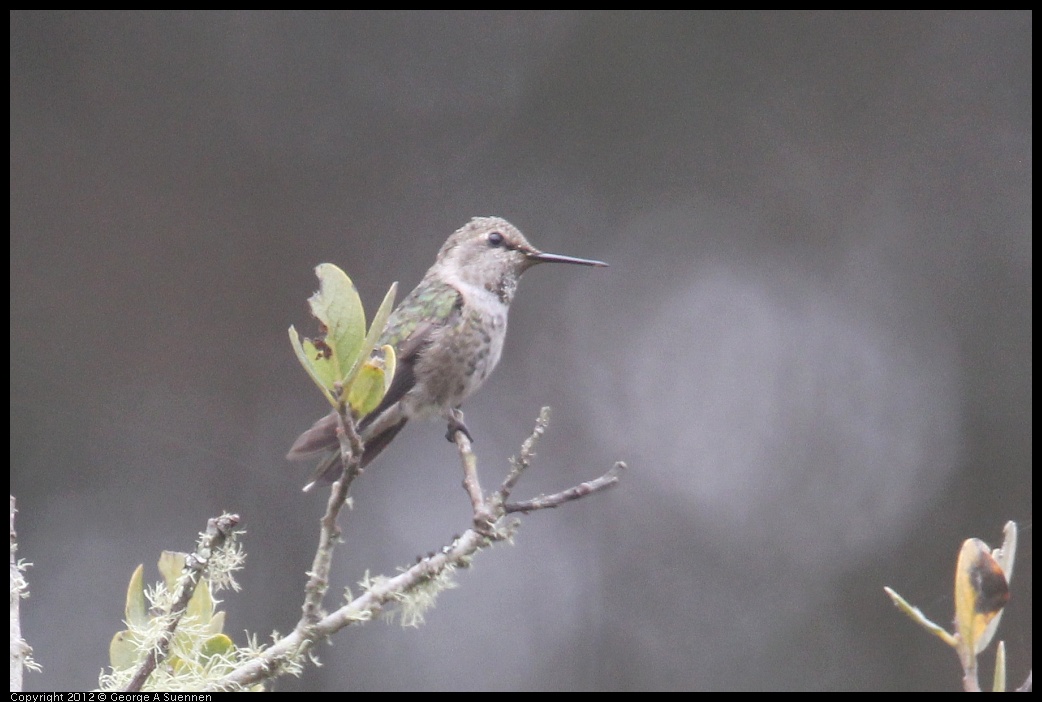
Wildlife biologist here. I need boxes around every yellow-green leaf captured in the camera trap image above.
[158,551,187,590]
[289,325,337,407]
[883,586,957,647]
[125,564,148,628]
[207,610,226,636]
[344,282,398,390]
[992,640,1006,692]
[291,266,388,406]
[109,630,141,671]
[186,577,213,624]
[309,263,366,378]
[170,655,188,674]
[347,357,387,418]
[199,633,235,664]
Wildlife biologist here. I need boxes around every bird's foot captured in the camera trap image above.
[445,407,474,443]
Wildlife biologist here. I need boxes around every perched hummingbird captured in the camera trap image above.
[287,216,608,491]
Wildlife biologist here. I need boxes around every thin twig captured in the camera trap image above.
[464,407,623,525]
[499,406,550,501]
[450,410,487,520]
[300,400,364,625]
[505,462,625,513]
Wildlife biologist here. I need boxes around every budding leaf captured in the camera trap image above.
[347,344,397,418]
[125,564,148,629]
[289,265,397,412]
[343,281,398,391]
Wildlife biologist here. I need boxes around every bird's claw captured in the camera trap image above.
[445,408,474,443]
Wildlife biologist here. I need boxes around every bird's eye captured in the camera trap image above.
[487,231,504,247]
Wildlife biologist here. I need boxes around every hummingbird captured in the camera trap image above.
[287,216,608,491]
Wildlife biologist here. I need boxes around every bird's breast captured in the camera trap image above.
[410,288,508,414]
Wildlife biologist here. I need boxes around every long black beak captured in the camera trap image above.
[528,251,609,267]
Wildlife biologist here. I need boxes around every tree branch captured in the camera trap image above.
[505,462,624,513]
[300,400,365,626]
[10,496,39,692]
[208,406,623,690]
[124,513,241,692]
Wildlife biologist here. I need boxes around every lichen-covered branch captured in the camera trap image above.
[208,407,624,691]
[11,496,40,692]
[124,514,241,692]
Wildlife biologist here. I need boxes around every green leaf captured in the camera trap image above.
[992,640,1006,692]
[291,266,391,407]
[158,551,187,590]
[109,630,140,671]
[883,586,958,647]
[207,610,226,635]
[125,564,148,628]
[344,282,398,391]
[346,343,397,419]
[186,577,213,625]
[309,263,366,378]
[288,326,337,406]
[347,357,387,418]
[199,633,235,664]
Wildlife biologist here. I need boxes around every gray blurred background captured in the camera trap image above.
[10,11,1031,691]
